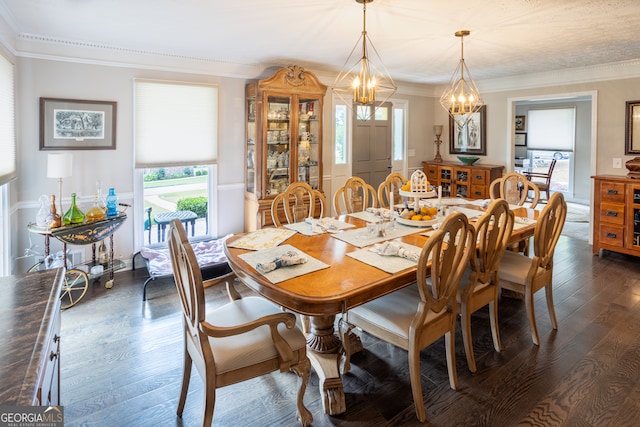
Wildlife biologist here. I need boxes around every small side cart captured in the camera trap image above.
[27,212,127,309]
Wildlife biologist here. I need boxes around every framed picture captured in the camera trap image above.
[515,132,527,146]
[625,100,640,154]
[40,98,117,150]
[515,115,526,131]
[449,106,486,155]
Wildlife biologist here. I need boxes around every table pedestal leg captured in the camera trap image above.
[306,315,346,415]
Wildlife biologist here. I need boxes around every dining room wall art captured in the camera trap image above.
[449,105,486,155]
[40,97,117,150]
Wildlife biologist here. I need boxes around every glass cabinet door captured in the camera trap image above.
[266,96,291,196]
[297,98,320,189]
[246,97,256,194]
[632,186,640,248]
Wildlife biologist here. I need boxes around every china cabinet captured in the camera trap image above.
[245,65,327,230]
[592,175,640,258]
[423,160,503,199]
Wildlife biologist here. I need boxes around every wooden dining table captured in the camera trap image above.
[224,202,538,415]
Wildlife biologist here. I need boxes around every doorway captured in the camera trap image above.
[352,102,392,190]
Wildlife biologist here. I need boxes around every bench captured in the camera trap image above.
[133,235,235,301]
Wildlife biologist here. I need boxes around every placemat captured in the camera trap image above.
[346,211,382,223]
[238,244,329,283]
[227,228,296,250]
[347,242,422,273]
[331,222,421,248]
[513,216,537,230]
[284,218,355,236]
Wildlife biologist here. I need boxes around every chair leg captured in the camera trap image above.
[177,348,192,417]
[460,304,477,373]
[444,329,458,391]
[408,345,426,422]
[524,288,541,346]
[202,380,216,427]
[545,283,558,330]
[488,299,502,352]
[290,358,313,427]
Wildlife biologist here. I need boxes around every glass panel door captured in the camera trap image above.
[246,98,256,194]
[266,96,291,196]
[298,98,320,189]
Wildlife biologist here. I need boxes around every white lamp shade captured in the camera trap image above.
[47,153,73,179]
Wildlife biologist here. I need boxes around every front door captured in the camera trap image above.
[352,103,392,190]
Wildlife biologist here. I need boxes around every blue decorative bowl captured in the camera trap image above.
[457,156,480,165]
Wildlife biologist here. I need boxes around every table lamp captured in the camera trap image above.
[47,153,73,214]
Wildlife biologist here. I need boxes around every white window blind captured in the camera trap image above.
[0,54,15,186]
[135,80,218,168]
[527,108,575,151]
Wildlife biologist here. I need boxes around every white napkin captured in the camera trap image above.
[255,250,308,273]
[370,241,420,262]
[305,217,337,233]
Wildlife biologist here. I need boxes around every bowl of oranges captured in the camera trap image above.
[396,205,439,227]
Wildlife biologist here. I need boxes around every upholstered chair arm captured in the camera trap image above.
[200,312,297,370]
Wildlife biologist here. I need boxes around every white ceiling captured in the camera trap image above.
[1,0,640,85]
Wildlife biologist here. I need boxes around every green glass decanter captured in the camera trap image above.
[63,193,85,225]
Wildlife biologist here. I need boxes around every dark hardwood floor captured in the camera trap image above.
[60,235,640,426]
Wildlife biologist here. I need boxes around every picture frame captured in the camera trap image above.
[515,115,526,131]
[40,98,117,150]
[625,100,640,155]
[449,105,486,155]
[515,132,527,146]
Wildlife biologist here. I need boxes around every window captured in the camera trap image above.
[393,107,404,162]
[134,80,218,246]
[335,104,347,165]
[0,53,15,275]
[527,108,576,195]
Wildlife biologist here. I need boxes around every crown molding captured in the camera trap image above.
[8,32,640,96]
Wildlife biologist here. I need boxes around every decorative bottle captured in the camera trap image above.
[63,193,85,225]
[44,195,62,229]
[106,188,118,217]
[98,240,109,266]
[86,196,106,222]
[95,180,106,212]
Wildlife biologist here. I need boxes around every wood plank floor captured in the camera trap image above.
[60,235,640,426]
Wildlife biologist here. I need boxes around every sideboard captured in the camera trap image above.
[592,175,640,258]
[0,268,64,405]
[423,160,504,199]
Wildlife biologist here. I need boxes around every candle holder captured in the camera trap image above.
[433,125,443,163]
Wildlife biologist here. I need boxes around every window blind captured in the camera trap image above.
[0,54,16,186]
[134,80,218,168]
[527,108,575,151]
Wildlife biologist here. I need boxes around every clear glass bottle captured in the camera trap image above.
[86,196,106,222]
[98,240,109,266]
[106,187,118,217]
[63,193,85,225]
[95,180,106,212]
[45,195,62,229]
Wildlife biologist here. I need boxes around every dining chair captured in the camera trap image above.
[333,176,377,215]
[271,182,327,227]
[167,219,313,426]
[347,212,476,422]
[524,159,557,202]
[498,192,567,346]
[458,199,514,373]
[377,172,406,209]
[489,172,540,209]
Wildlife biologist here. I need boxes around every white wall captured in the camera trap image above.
[12,57,247,272]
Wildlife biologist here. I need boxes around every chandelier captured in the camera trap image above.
[440,30,483,129]
[332,0,396,119]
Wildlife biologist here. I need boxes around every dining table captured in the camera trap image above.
[223,200,538,415]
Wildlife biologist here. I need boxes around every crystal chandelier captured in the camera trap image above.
[332,0,396,120]
[440,30,483,129]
